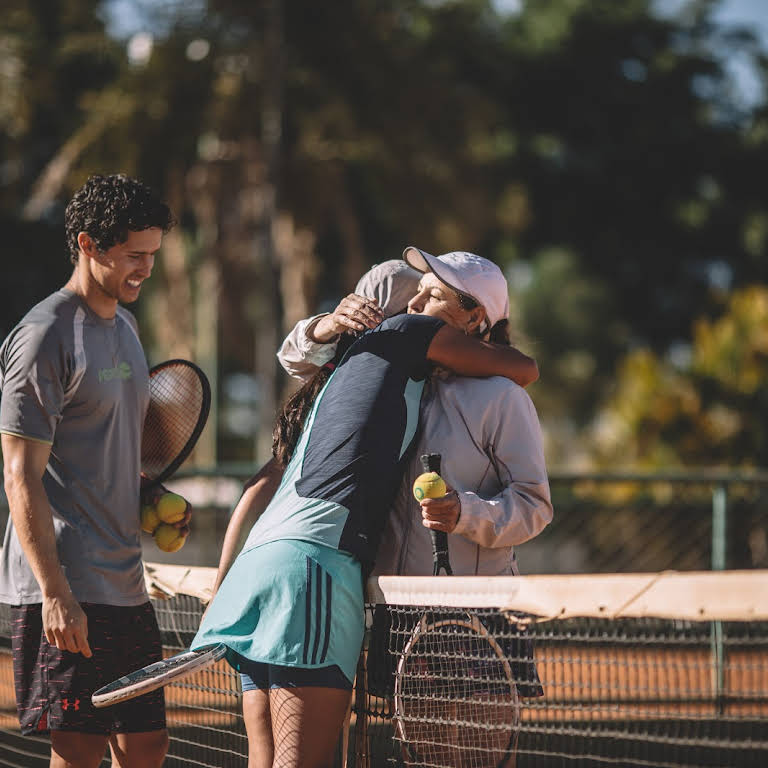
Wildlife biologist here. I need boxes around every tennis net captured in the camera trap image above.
[357,572,768,768]
[0,567,764,767]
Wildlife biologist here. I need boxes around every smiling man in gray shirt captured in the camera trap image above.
[0,175,177,768]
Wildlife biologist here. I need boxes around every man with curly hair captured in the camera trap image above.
[0,174,179,767]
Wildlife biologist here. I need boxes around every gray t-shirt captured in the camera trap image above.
[0,289,150,605]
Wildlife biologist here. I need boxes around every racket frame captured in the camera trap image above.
[91,643,226,708]
[393,610,520,768]
[142,358,211,488]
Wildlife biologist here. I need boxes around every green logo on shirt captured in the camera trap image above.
[98,362,133,382]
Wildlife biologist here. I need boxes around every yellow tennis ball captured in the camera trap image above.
[412,472,447,501]
[155,492,187,524]
[154,523,186,553]
[140,504,161,534]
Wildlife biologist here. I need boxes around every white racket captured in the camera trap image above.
[91,643,226,708]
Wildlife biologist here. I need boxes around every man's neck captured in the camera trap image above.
[65,266,118,320]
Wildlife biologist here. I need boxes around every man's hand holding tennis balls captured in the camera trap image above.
[140,485,192,552]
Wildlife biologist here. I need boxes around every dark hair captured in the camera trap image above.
[272,366,334,467]
[272,333,358,466]
[65,174,175,264]
[488,318,511,346]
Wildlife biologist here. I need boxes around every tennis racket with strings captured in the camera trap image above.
[141,359,211,489]
[92,643,226,708]
[393,453,521,768]
[92,359,220,709]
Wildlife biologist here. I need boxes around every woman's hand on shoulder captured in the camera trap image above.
[309,294,384,342]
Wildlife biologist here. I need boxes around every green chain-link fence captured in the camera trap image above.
[2,467,767,574]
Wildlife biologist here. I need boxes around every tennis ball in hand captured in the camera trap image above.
[412,472,447,501]
[155,492,187,524]
[154,523,186,553]
[140,504,161,534]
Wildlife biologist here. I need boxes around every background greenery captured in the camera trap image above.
[3,0,768,470]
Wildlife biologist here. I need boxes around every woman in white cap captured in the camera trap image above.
[386,246,552,586]
[364,248,552,715]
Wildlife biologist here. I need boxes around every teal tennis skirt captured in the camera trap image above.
[191,539,364,684]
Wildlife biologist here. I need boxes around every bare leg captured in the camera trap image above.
[270,687,352,768]
[243,688,275,768]
[108,729,169,768]
[50,731,109,768]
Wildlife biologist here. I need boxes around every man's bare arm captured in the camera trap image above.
[1,433,92,657]
[427,325,539,386]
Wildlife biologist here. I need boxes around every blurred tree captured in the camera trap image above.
[0,0,123,335]
[4,0,768,467]
[498,0,768,460]
[594,285,768,467]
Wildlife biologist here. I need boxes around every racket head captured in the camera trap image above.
[91,643,226,708]
[142,359,211,487]
[394,612,520,768]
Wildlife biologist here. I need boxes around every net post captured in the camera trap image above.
[711,484,727,571]
[711,483,727,716]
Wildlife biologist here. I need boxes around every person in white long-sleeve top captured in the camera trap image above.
[376,247,552,580]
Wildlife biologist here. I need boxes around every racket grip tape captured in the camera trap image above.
[431,530,452,575]
[420,454,453,576]
[420,453,441,474]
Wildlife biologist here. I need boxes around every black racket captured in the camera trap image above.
[422,453,453,577]
[393,453,520,767]
[141,359,211,488]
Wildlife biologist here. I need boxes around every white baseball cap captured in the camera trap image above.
[354,260,421,319]
[403,247,510,330]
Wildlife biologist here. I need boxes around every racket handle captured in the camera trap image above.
[420,454,453,576]
[420,453,441,474]
[430,530,452,575]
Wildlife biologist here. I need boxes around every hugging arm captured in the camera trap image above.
[427,325,539,386]
[277,295,384,382]
[276,315,338,382]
